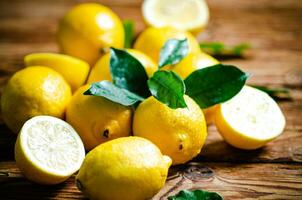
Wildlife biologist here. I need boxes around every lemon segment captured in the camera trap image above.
[142,0,209,33]
[87,49,157,83]
[215,86,286,150]
[24,53,90,92]
[76,136,171,200]
[15,116,85,185]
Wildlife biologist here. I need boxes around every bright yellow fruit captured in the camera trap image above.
[133,96,207,165]
[57,3,124,65]
[88,49,157,83]
[215,86,286,150]
[142,0,209,34]
[15,116,85,185]
[134,27,201,63]
[76,136,171,200]
[66,85,132,150]
[24,53,90,92]
[1,66,72,134]
[163,51,219,124]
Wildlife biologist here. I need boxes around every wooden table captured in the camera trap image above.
[0,0,302,199]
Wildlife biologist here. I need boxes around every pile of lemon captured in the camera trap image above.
[1,1,285,200]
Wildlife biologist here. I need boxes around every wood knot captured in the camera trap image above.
[183,163,214,181]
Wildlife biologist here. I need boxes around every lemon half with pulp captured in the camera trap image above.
[15,116,85,184]
[142,0,209,33]
[215,86,286,150]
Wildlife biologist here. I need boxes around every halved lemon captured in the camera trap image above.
[24,53,90,92]
[215,86,286,150]
[15,116,85,185]
[142,0,209,33]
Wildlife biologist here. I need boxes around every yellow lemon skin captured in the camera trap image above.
[134,27,201,63]
[88,49,157,83]
[163,51,219,125]
[24,53,90,92]
[57,3,124,65]
[133,96,207,165]
[215,86,286,150]
[76,136,171,200]
[66,85,133,150]
[1,66,72,134]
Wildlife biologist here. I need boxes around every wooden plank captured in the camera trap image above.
[0,162,301,200]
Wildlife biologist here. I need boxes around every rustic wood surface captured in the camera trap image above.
[0,0,302,199]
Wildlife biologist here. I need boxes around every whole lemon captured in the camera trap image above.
[1,66,72,134]
[76,136,171,200]
[134,27,201,63]
[66,85,132,150]
[88,49,157,83]
[163,51,219,125]
[133,96,207,165]
[57,3,124,65]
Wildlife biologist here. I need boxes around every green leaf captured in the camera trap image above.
[200,42,250,58]
[110,47,150,98]
[168,189,223,200]
[158,39,189,68]
[184,64,248,108]
[148,71,187,109]
[123,20,135,48]
[251,85,292,101]
[83,81,144,106]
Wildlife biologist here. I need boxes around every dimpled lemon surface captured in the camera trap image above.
[215,86,286,149]
[76,136,171,200]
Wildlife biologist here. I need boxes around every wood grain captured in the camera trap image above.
[0,0,302,199]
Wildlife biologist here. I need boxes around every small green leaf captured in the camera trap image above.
[110,47,150,98]
[158,39,189,68]
[148,71,187,109]
[185,64,248,108]
[251,85,292,101]
[83,81,144,106]
[168,189,223,200]
[200,42,250,58]
[123,20,135,48]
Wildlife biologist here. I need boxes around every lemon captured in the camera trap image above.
[24,53,90,92]
[163,51,219,125]
[57,3,124,65]
[66,85,132,150]
[1,66,72,134]
[134,27,201,63]
[164,52,219,79]
[133,96,207,165]
[76,136,171,200]
[142,0,209,34]
[88,49,157,83]
[15,116,85,185]
[215,86,286,150]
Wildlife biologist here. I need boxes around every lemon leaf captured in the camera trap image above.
[110,47,151,98]
[148,71,187,109]
[84,81,145,106]
[123,20,135,48]
[250,85,292,101]
[168,189,223,200]
[184,64,248,108]
[158,39,189,69]
[200,42,250,58]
